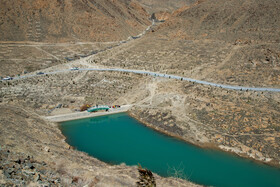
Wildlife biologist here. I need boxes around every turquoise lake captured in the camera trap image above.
[59,113,280,187]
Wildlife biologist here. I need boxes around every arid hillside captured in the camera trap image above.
[1,0,280,186]
[0,0,150,42]
[156,0,280,42]
[127,0,280,87]
[80,0,280,166]
[135,0,195,14]
[0,104,198,186]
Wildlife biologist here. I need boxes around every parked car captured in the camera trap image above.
[70,67,79,71]
[36,72,44,75]
[2,76,13,81]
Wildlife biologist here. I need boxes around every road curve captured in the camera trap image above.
[9,21,280,92]
[11,68,280,93]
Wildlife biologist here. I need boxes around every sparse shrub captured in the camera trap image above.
[72,176,81,183]
[167,162,188,180]
[136,164,156,187]
[271,125,280,132]
[80,104,91,111]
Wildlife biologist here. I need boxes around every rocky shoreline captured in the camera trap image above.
[128,105,280,168]
[0,104,199,186]
[1,65,279,185]
[1,0,280,186]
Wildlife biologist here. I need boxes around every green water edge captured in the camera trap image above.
[59,113,280,187]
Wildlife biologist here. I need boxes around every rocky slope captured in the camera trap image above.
[125,79,280,166]
[156,0,280,42]
[0,42,120,77]
[83,0,280,166]
[135,0,195,14]
[1,0,280,185]
[1,49,279,169]
[0,104,198,186]
[0,0,150,42]
[91,34,280,88]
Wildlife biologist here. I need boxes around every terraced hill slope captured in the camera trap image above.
[0,0,150,42]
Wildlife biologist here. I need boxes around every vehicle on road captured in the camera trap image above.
[36,72,44,75]
[2,76,13,81]
[70,67,79,71]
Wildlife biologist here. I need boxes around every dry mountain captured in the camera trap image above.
[157,0,280,42]
[151,0,280,87]
[135,0,195,14]
[84,0,280,166]
[0,0,150,42]
[1,0,280,186]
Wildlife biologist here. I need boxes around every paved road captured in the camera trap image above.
[10,67,280,92]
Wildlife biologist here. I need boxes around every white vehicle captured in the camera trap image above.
[3,76,13,81]
[70,67,79,71]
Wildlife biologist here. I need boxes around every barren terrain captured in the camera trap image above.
[0,41,120,77]
[135,0,195,14]
[0,104,197,186]
[0,0,149,42]
[1,0,280,186]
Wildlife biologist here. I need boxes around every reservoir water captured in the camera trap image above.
[59,113,280,187]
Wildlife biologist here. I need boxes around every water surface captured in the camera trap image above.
[60,113,280,187]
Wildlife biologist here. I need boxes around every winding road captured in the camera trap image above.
[10,67,280,93]
[2,20,280,93]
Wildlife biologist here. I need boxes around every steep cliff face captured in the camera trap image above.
[0,0,150,42]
